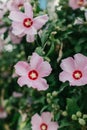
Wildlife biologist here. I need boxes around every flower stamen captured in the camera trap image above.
[40,123,48,130]
[23,18,33,28]
[28,70,38,80]
[18,4,23,10]
[73,70,82,80]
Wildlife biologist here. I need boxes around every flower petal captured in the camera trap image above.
[59,71,74,83]
[32,78,48,90]
[69,0,79,10]
[0,27,7,35]
[33,14,49,30]
[14,61,30,76]
[8,11,25,22]
[24,2,33,18]
[48,122,59,130]
[41,112,52,124]
[12,22,25,35]
[60,57,75,73]
[31,113,42,130]
[37,61,52,77]
[70,78,87,86]
[17,76,32,87]
[9,31,22,44]
[16,0,24,4]
[74,53,87,69]
[30,53,43,69]
[26,34,35,42]
[24,26,37,35]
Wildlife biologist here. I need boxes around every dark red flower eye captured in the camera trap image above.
[40,123,48,130]
[23,18,33,28]
[73,70,82,80]
[28,70,38,80]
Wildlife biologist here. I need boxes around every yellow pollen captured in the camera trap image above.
[18,4,23,10]
[30,72,36,79]
[25,20,31,26]
[41,125,47,130]
[75,73,81,78]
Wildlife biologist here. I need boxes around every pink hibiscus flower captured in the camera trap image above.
[69,0,86,10]
[14,53,52,91]
[7,0,25,11]
[8,2,49,42]
[59,53,87,86]
[31,112,59,130]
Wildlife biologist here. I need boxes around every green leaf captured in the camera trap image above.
[35,47,45,56]
[59,82,69,94]
[59,120,71,128]
[41,30,49,45]
[66,98,80,116]
[46,42,55,56]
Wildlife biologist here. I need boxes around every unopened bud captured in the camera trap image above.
[62,111,68,117]
[76,111,82,118]
[47,98,51,104]
[71,114,77,120]
[83,114,87,119]
[78,118,86,126]
[47,93,51,97]
[52,91,58,97]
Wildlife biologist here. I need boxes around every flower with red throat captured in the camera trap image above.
[7,0,25,11]
[31,112,59,130]
[8,2,49,42]
[69,0,86,10]
[14,53,52,91]
[59,53,87,86]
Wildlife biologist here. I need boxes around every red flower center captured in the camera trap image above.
[18,4,23,10]
[23,18,33,28]
[28,70,38,80]
[73,70,82,80]
[77,0,84,6]
[40,123,48,130]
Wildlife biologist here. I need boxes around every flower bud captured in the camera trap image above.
[83,114,87,119]
[46,93,51,97]
[52,104,55,108]
[78,118,86,126]
[62,111,68,117]
[71,114,77,120]
[52,91,58,97]
[47,98,51,104]
[51,31,57,35]
[76,111,82,118]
